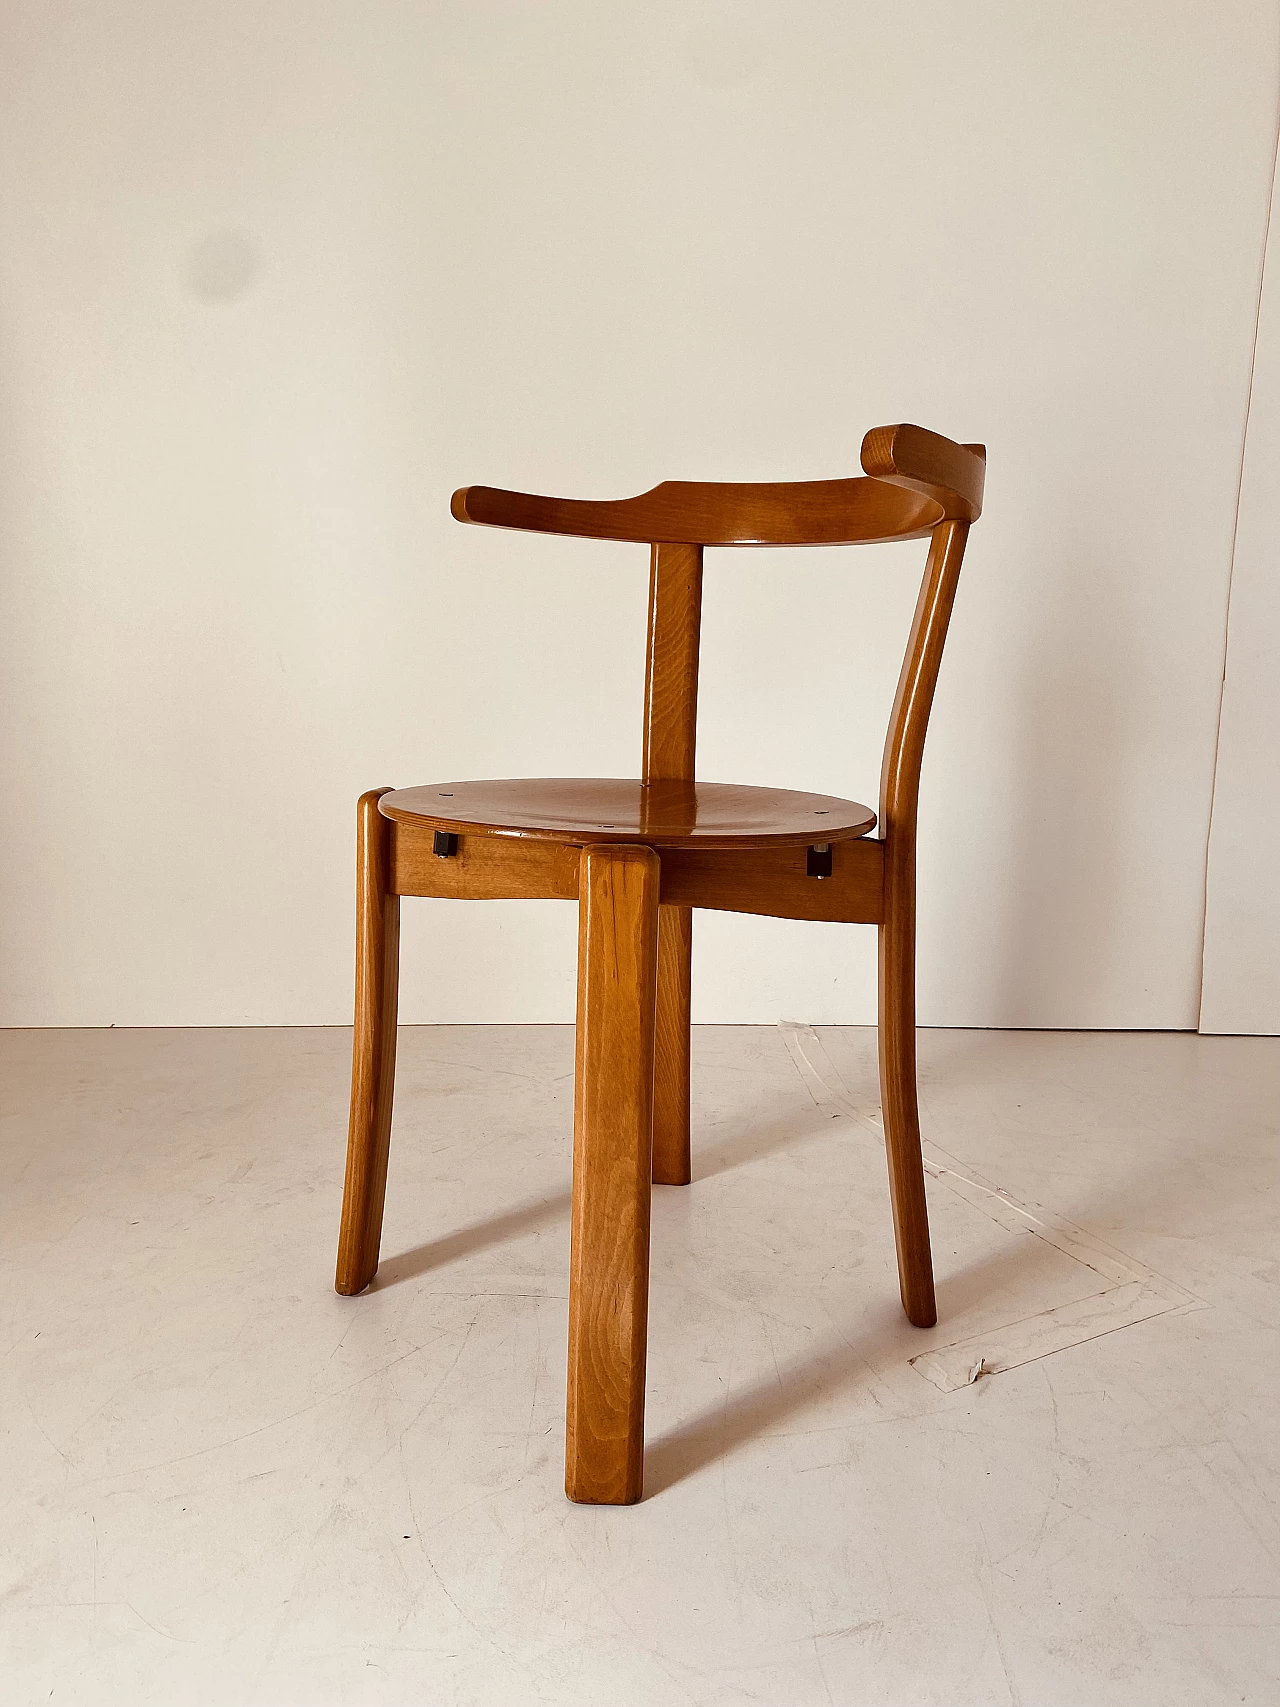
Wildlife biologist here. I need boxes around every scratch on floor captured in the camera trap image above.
[83,1342,430,1487]
[26,1403,75,1470]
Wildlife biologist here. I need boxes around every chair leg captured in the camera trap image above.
[566,843,660,1505]
[877,893,938,1329]
[652,903,692,1185]
[335,789,401,1297]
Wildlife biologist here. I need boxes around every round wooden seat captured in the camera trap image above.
[380,778,877,850]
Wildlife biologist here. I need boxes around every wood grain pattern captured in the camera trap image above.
[566,844,661,1504]
[392,826,886,924]
[450,426,984,548]
[644,541,703,1187]
[643,543,703,781]
[877,519,970,1329]
[337,422,985,1500]
[860,424,986,522]
[659,837,884,924]
[391,820,579,900]
[335,789,401,1297]
[452,475,941,547]
[379,777,876,850]
[653,905,693,1185]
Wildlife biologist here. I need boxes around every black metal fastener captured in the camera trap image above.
[807,843,832,879]
[433,831,458,858]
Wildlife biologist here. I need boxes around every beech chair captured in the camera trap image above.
[335,422,985,1505]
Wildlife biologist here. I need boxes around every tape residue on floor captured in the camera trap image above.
[778,1022,1204,1392]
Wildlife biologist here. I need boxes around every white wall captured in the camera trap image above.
[1,2,1276,1028]
[1201,134,1280,1036]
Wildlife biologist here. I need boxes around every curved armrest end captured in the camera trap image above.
[451,485,519,527]
[861,425,986,522]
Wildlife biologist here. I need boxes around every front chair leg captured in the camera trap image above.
[566,843,660,1504]
[652,904,693,1185]
[877,886,938,1329]
[335,789,401,1297]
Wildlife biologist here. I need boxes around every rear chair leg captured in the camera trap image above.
[652,904,692,1185]
[877,893,937,1329]
[566,844,660,1504]
[335,789,401,1297]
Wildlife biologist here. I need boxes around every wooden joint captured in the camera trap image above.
[389,820,885,924]
[659,837,884,924]
[391,822,579,901]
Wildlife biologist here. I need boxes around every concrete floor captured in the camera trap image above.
[1,1024,1277,1706]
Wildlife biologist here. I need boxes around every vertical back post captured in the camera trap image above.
[643,541,703,1185]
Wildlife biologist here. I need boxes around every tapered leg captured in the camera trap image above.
[335,789,401,1297]
[652,904,692,1185]
[877,879,937,1329]
[566,843,660,1505]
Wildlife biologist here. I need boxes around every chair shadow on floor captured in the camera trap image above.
[362,1061,1233,1500]
[642,1232,1040,1499]
[367,1099,838,1289]
[644,1121,1245,1498]
[370,1193,571,1289]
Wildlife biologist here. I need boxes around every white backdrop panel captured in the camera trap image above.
[1201,135,1280,1036]
[0,2,1275,1026]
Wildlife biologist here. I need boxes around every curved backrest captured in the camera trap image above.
[452,424,985,546]
[450,423,984,863]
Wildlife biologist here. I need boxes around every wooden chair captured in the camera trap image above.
[335,422,985,1504]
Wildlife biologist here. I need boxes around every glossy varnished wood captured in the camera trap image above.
[453,477,940,546]
[450,424,984,547]
[339,421,985,1502]
[379,778,877,850]
[642,543,703,781]
[391,820,579,900]
[653,905,693,1184]
[659,837,884,924]
[644,542,703,1187]
[391,826,886,924]
[566,844,660,1504]
[860,424,985,523]
[876,519,970,1329]
[335,790,401,1296]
